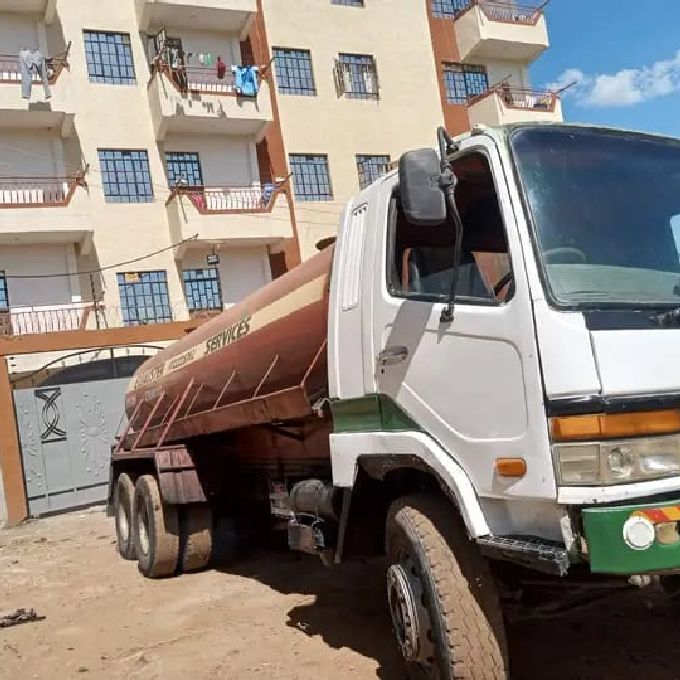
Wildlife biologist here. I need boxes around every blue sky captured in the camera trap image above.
[530,1,680,137]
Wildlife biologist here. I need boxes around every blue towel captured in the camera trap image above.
[232,65,259,97]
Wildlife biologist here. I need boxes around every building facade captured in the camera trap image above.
[0,0,560,368]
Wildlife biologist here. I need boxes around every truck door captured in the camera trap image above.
[369,135,555,501]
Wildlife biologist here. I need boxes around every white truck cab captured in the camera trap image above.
[326,123,680,675]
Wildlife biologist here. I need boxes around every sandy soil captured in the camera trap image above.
[0,508,679,680]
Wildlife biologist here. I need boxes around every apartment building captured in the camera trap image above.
[0,0,294,376]
[260,0,561,259]
[0,0,561,368]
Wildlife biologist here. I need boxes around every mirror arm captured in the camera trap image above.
[438,127,463,324]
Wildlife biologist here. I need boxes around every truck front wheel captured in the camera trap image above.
[133,475,180,578]
[385,494,508,680]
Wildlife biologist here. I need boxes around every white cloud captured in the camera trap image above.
[547,50,680,108]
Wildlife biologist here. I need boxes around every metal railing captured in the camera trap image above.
[0,42,71,85]
[167,181,286,215]
[154,60,265,97]
[0,300,213,336]
[469,84,558,111]
[474,1,548,25]
[0,171,87,208]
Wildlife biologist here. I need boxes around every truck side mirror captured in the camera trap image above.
[399,149,447,226]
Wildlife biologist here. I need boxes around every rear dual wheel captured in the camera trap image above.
[131,474,213,578]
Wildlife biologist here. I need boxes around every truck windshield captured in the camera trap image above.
[510,126,680,307]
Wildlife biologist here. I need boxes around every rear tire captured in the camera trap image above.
[180,505,213,572]
[133,475,179,579]
[114,473,136,560]
[385,493,508,680]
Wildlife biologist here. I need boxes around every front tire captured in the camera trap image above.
[386,494,508,680]
[133,475,179,578]
[114,473,136,560]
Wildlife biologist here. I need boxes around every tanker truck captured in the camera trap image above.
[110,123,680,679]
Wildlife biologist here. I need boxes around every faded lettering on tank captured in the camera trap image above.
[204,315,252,356]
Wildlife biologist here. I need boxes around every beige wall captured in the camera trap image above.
[262,0,444,259]
[0,0,280,338]
[163,134,257,186]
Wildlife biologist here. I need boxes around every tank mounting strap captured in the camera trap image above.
[477,535,570,576]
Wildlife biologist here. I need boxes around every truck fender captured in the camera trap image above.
[329,431,489,538]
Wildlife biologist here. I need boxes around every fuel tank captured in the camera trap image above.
[123,247,332,449]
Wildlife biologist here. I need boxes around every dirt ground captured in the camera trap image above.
[1,509,680,680]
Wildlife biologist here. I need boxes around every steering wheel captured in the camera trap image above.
[544,247,587,264]
[493,272,513,298]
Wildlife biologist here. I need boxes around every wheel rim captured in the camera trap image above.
[138,502,150,556]
[387,554,436,669]
[117,499,129,545]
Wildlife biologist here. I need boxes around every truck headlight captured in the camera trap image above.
[555,434,680,486]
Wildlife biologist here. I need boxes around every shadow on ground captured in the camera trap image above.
[218,544,680,680]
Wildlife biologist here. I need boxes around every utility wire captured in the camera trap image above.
[2,233,199,279]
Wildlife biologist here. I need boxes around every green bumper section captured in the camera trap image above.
[583,499,680,574]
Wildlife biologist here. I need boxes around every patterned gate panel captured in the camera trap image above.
[14,378,129,516]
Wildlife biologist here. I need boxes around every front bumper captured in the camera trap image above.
[583,499,680,574]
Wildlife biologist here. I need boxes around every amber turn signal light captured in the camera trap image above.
[551,409,680,442]
[495,458,527,478]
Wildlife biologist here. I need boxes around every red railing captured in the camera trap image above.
[469,84,557,111]
[167,182,285,215]
[0,42,71,85]
[0,171,87,208]
[155,60,265,97]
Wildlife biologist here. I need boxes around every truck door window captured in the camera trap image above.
[387,151,512,303]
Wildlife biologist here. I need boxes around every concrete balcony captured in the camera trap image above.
[136,0,256,33]
[166,184,295,258]
[0,173,92,251]
[454,1,549,63]
[0,44,74,136]
[148,64,272,140]
[0,0,57,21]
[468,86,562,126]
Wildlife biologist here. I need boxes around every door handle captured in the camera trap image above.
[378,345,409,366]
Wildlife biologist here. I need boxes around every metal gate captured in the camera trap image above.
[14,378,129,516]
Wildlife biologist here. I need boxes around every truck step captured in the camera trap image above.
[476,535,570,577]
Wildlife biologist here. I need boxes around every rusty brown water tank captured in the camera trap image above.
[123,247,332,449]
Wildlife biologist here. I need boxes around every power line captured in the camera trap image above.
[2,233,199,279]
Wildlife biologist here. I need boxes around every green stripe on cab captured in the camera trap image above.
[331,394,420,433]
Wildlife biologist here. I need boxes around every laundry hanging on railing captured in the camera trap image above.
[19,47,51,100]
[232,65,260,97]
[198,53,213,67]
[216,55,226,80]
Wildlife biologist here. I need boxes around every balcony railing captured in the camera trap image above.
[154,60,264,97]
[456,0,548,25]
[0,42,71,86]
[0,171,87,208]
[0,302,96,336]
[167,181,285,215]
[469,84,558,112]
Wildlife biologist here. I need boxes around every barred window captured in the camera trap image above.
[83,30,136,85]
[289,154,333,201]
[182,268,222,312]
[0,272,8,310]
[443,63,489,104]
[356,154,391,190]
[431,0,470,18]
[166,152,203,187]
[332,0,364,5]
[272,48,316,96]
[336,53,379,99]
[117,271,172,325]
[98,149,154,203]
